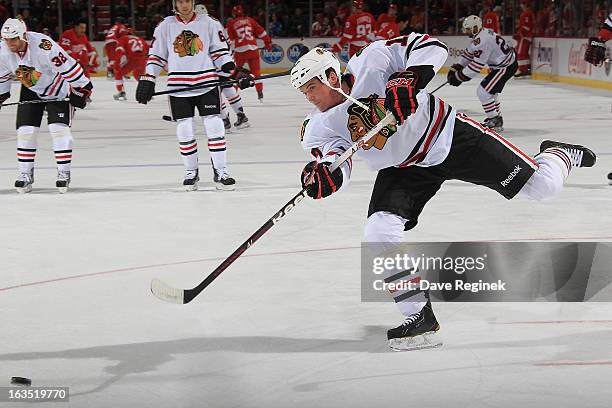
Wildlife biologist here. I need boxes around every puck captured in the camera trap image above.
[11,376,32,386]
[608,172,612,180]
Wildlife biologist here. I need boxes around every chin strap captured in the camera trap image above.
[321,77,370,111]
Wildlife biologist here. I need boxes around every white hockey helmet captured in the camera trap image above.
[194,4,207,15]
[172,0,194,14]
[462,15,482,37]
[1,18,27,41]
[291,47,341,89]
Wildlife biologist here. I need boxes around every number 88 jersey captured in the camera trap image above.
[456,28,516,80]
[0,31,90,99]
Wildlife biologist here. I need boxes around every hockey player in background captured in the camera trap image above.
[226,5,272,102]
[482,0,500,33]
[59,19,99,76]
[136,0,253,191]
[447,15,517,131]
[290,41,596,351]
[514,0,535,77]
[332,0,376,57]
[195,4,249,131]
[0,18,93,193]
[112,33,149,101]
[584,12,611,67]
[104,19,131,79]
[372,3,400,41]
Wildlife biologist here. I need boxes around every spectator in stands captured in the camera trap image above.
[269,12,283,37]
[288,7,308,37]
[312,12,331,36]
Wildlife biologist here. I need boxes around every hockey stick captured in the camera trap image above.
[430,81,448,94]
[151,111,396,304]
[0,98,69,108]
[152,70,291,97]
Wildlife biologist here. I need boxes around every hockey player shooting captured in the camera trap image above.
[291,39,596,351]
[447,15,517,131]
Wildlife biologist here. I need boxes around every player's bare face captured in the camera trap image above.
[176,0,194,18]
[299,78,337,112]
[75,23,86,36]
[4,37,26,52]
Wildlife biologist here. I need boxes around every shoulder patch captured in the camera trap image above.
[300,119,310,141]
[472,37,481,46]
[39,39,52,51]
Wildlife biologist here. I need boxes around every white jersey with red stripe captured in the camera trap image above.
[456,29,515,80]
[300,34,455,179]
[145,13,233,97]
[0,31,90,99]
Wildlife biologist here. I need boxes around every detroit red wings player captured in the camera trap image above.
[226,5,272,101]
[332,0,376,57]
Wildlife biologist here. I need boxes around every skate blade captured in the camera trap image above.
[57,187,69,194]
[16,185,32,194]
[235,122,251,129]
[184,183,198,191]
[215,183,235,191]
[388,331,443,352]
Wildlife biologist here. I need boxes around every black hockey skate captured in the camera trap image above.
[257,90,264,102]
[56,171,71,194]
[213,167,236,191]
[539,140,596,168]
[223,116,232,133]
[183,169,200,191]
[481,115,503,131]
[387,301,443,351]
[234,112,250,129]
[113,91,127,101]
[514,69,531,78]
[15,170,34,194]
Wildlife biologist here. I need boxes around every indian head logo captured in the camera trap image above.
[15,65,41,88]
[347,94,396,150]
[173,30,203,57]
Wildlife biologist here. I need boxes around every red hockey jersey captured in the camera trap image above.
[339,11,376,48]
[226,16,271,53]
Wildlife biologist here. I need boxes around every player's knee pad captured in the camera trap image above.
[17,126,39,142]
[176,118,195,142]
[363,211,407,243]
[201,115,224,139]
[477,85,495,103]
[48,123,72,140]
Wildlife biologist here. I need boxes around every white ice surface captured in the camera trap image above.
[0,76,611,408]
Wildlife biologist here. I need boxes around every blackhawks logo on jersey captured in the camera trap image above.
[15,65,42,88]
[173,30,204,57]
[347,94,396,150]
[39,39,52,51]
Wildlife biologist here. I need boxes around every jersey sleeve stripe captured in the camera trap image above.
[413,40,448,52]
[150,54,167,62]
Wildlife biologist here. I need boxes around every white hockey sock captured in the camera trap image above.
[519,149,570,201]
[220,100,230,119]
[176,118,198,171]
[222,86,243,114]
[363,212,427,318]
[17,126,39,173]
[49,123,73,172]
[202,115,227,171]
[477,85,500,118]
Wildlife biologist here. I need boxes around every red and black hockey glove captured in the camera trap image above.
[447,64,468,87]
[384,71,420,125]
[301,161,343,199]
[69,82,92,109]
[0,92,10,110]
[584,37,606,66]
[230,66,256,90]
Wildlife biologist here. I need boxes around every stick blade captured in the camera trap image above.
[151,278,186,304]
